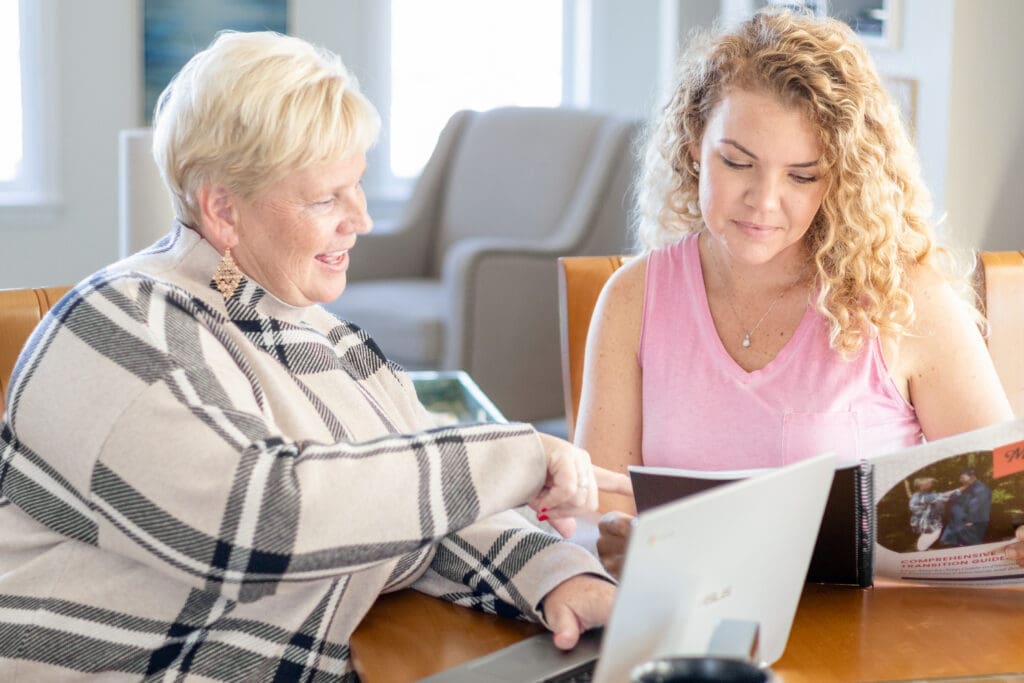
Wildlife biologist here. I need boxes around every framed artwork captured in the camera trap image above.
[143,0,288,123]
[762,0,827,16]
[762,0,902,50]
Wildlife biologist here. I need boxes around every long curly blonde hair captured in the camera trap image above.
[636,9,942,354]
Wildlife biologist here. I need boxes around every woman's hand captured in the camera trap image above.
[1000,525,1024,568]
[539,574,616,650]
[531,433,632,538]
[596,511,635,578]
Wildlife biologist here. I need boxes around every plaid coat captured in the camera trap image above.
[0,224,606,681]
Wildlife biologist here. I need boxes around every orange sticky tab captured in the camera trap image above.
[993,439,1024,479]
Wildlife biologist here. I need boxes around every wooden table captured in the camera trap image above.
[350,580,1024,682]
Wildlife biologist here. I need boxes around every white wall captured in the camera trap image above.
[587,0,663,119]
[291,0,369,79]
[1,0,1020,291]
[0,0,139,289]
[869,0,954,236]
[945,0,1024,250]
[585,0,720,120]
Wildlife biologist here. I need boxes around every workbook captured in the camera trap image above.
[630,417,1024,588]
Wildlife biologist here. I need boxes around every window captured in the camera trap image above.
[0,0,23,183]
[0,0,58,205]
[368,0,587,203]
[389,0,564,178]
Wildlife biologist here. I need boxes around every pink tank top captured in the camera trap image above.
[640,234,923,470]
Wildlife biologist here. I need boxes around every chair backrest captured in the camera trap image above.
[429,107,637,274]
[977,250,1024,416]
[558,251,1024,441]
[0,286,71,417]
[557,256,631,441]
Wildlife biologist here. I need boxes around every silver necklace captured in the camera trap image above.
[723,287,790,348]
[713,244,807,350]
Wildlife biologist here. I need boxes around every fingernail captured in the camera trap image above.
[538,514,549,522]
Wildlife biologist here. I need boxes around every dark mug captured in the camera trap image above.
[630,656,773,683]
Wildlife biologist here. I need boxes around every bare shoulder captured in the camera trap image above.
[903,260,962,303]
[594,254,649,316]
[607,254,648,293]
[897,260,979,367]
[898,260,1013,438]
[902,260,975,334]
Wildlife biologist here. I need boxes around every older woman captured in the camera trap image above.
[0,32,626,680]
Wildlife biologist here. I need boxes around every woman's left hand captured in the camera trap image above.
[595,510,634,579]
[539,574,616,650]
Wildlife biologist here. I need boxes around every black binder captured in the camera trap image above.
[631,460,876,587]
[805,461,875,587]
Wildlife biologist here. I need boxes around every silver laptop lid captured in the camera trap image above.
[592,451,837,682]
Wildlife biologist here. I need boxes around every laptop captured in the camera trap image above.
[420,451,837,683]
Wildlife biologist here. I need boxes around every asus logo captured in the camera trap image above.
[698,586,732,606]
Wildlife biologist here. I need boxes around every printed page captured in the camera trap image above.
[872,418,1024,586]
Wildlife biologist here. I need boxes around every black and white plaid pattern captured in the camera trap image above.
[0,224,607,680]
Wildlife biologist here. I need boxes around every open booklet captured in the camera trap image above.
[630,417,1024,588]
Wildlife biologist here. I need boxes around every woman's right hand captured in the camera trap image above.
[531,433,632,538]
[999,525,1024,568]
[596,510,635,578]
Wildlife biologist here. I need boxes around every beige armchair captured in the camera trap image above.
[328,107,639,422]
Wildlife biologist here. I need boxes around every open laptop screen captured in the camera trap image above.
[592,452,836,681]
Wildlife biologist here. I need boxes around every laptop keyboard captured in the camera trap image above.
[541,658,597,683]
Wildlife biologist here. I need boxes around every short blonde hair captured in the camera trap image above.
[152,31,380,227]
[637,9,942,354]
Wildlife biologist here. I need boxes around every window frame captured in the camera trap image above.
[0,0,60,207]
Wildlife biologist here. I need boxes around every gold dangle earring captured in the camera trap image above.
[213,247,243,300]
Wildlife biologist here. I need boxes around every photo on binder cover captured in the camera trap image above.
[872,419,1024,587]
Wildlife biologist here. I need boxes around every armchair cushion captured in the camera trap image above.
[338,279,445,368]
[343,225,433,283]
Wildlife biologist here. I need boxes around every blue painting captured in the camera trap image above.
[143,0,288,123]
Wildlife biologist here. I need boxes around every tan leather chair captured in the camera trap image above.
[558,251,1024,441]
[0,286,71,417]
[556,255,631,442]
[976,251,1024,418]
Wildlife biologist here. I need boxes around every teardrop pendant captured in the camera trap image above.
[741,335,751,348]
